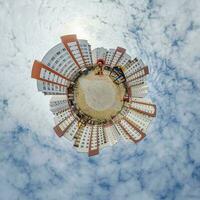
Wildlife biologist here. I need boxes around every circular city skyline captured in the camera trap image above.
[31,34,156,156]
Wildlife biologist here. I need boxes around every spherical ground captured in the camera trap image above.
[74,69,125,121]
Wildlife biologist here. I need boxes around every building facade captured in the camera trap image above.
[31,34,156,156]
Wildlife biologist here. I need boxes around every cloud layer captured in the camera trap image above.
[0,0,200,199]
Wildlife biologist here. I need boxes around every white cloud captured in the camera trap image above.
[0,0,200,199]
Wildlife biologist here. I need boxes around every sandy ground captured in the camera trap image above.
[74,70,125,121]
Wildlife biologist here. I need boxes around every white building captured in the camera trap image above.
[92,47,107,64]
[50,95,69,114]
[61,35,87,71]
[117,53,131,67]
[79,39,93,67]
[105,49,115,66]
[129,82,148,98]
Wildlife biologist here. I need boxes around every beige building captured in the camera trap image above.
[31,34,156,156]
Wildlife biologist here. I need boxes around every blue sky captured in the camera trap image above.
[0,0,200,199]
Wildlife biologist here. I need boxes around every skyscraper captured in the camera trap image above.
[31,34,156,156]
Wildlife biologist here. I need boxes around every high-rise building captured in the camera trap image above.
[31,34,156,156]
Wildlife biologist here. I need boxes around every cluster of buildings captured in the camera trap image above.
[31,34,156,156]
